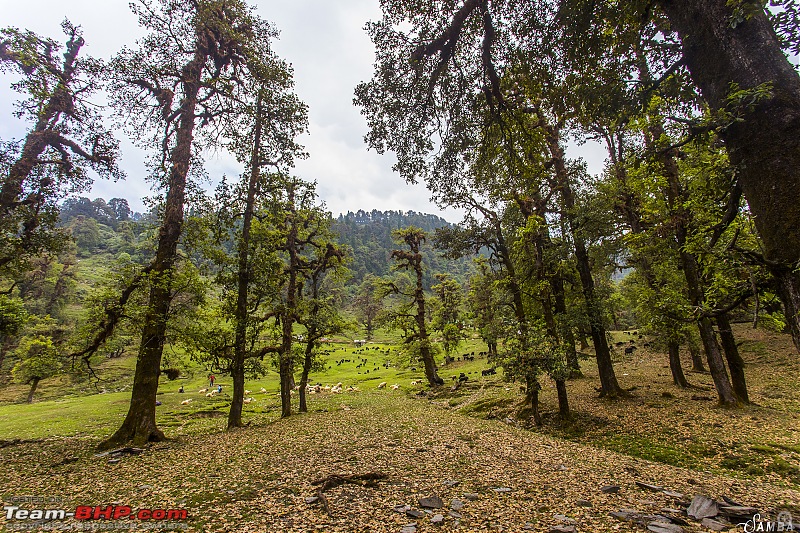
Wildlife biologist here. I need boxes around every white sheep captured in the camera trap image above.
[181,399,192,405]
[243,397,254,404]
[377,382,387,389]
[244,389,251,395]
[260,387,267,393]
[205,392,214,398]
[198,388,208,393]
[391,384,400,390]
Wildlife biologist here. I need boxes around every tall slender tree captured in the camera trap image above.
[91,0,280,447]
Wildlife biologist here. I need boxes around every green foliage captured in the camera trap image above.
[11,336,62,386]
[0,294,27,339]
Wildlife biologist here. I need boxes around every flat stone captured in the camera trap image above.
[406,509,425,519]
[463,493,479,501]
[431,514,444,525]
[305,496,320,504]
[636,481,665,492]
[450,499,465,511]
[647,523,684,533]
[443,480,460,488]
[687,495,720,520]
[550,526,576,533]
[576,499,593,508]
[448,511,462,519]
[523,523,536,531]
[662,491,686,500]
[600,485,621,494]
[419,495,444,509]
[718,505,758,518]
[400,524,417,533]
[107,458,121,464]
[493,487,512,493]
[394,504,411,514]
[701,518,730,531]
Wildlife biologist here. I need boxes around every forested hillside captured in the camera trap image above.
[333,209,474,286]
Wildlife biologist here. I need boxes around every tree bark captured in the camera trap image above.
[100,36,205,450]
[657,0,800,270]
[545,128,622,397]
[527,377,542,426]
[716,312,749,404]
[555,378,570,420]
[773,266,800,354]
[668,341,689,388]
[280,187,301,418]
[228,93,264,430]
[299,339,313,413]
[26,376,40,403]
[688,334,706,372]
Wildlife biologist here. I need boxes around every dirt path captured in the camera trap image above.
[2,393,799,532]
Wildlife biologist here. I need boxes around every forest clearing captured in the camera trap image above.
[2,324,799,532]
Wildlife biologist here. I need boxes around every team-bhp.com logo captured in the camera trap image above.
[739,512,794,532]
[4,504,188,530]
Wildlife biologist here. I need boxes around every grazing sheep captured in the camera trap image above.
[206,392,214,397]
[390,384,400,390]
[199,388,208,393]
[181,399,192,405]
[377,382,387,389]
[245,389,251,395]
[243,397,254,404]
[260,387,267,393]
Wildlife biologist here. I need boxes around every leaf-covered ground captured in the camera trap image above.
[2,390,799,532]
[2,324,799,532]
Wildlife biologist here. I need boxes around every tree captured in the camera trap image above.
[108,198,131,222]
[11,335,61,403]
[387,227,444,386]
[89,0,279,448]
[431,273,464,357]
[0,21,121,277]
[298,240,348,413]
[353,274,384,339]
[0,294,27,377]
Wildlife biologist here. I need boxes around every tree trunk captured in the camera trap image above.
[100,41,205,450]
[716,312,749,404]
[658,2,800,354]
[545,128,622,397]
[299,338,315,413]
[657,0,800,269]
[527,377,542,426]
[415,251,443,387]
[26,376,40,403]
[228,93,264,430]
[228,361,245,429]
[552,276,582,378]
[668,341,689,388]
[682,248,737,405]
[688,334,706,372]
[699,315,738,406]
[555,378,570,420]
[773,266,800,354]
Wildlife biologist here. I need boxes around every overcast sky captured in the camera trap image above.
[0,0,608,220]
